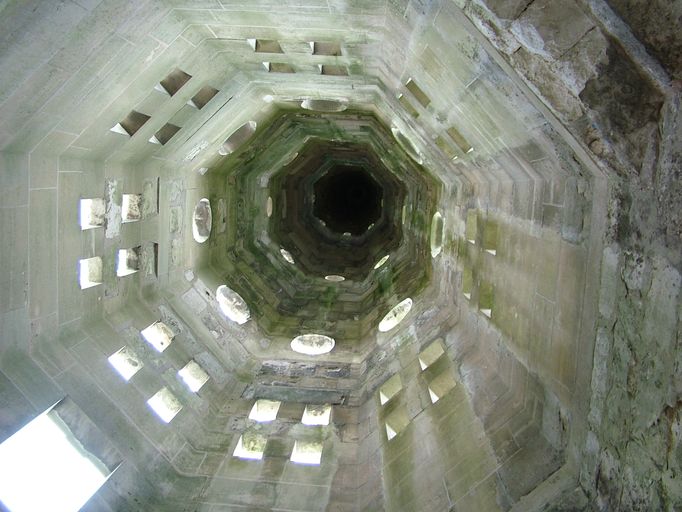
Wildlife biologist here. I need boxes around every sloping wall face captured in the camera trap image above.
[0,0,680,511]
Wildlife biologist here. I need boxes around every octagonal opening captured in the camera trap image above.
[313,165,382,236]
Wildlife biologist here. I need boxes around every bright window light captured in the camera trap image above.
[108,346,143,381]
[192,198,212,243]
[79,257,102,289]
[0,411,109,512]
[290,334,335,356]
[233,433,266,460]
[324,275,345,282]
[249,399,280,422]
[430,211,444,258]
[141,321,174,352]
[178,360,209,392]
[378,298,413,332]
[79,198,105,230]
[266,196,273,217]
[385,423,398,441]
[216,285,250,325]
[301,404,331,426]
[290,440,322,465]
[147,388,182,423]
[374,254,390,269]
[116,247,140,277]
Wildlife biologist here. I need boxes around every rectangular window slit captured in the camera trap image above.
[483,219,498,255]
[428,372,456,403]
[149,123,181,145]
[108,346,143,381]
[79,198,105,230]
[301,404,331,426]
[79,257,102,289]
[233,432,266,460]
[310,41,341,56]
[263,62,295,73]
[462,267,473,300]
[248,38,283,53]
[405,78,431,107]
[249,399,280,422]
[178,360,209,392]
[479,281,494,318]
[397,94,419,118]
[110,110,151,137]
[155,68,192,96]
[319,64,348,76]
[147,387,182,423]
[384,407,410,441]
[379,374,402,405]
[465,210,477,244]
[188,85,219,109]
[141,321,174,352]
[419,339,445,371]
[446,126,473,153]
[116,246,141,277]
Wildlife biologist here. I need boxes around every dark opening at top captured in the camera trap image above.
[313,165,383,236]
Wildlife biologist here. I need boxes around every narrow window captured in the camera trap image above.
[479,281,494,318]
[233,432,266,460]
[310,41,341,56]
[110,110,150,137]
[262,62,295,73]
[248,39,283,53]
[108,346,143,381]
[290,440,323,465]
[141,321,174,352]
[373,254,390,270]
[405,78,431,107]
[249,399,281,422]
[301,404,331,426]
[192,198,212,243]
[462,267,473,300]
[430,211,444,258]
[319,64,348,76]
[219,121,257,155]
[155,68,192,96]
[483,219,498,256]
[280,248,295,264]
[379,374,402,405]
[465,210,477,244]
[188,85,219,109]
[78,257,102,289]
[446,126,473,153]
[427,371,457,403]
[116,246,141,277]
[178,360,209,392]
[418,340,445,371]
[384,407,410,441]
[79,198,105,230]
[147,387,182,423]
[291,334,335,356]
[397,94,419,118]
[149,123,181,145]
[121,194,142,223]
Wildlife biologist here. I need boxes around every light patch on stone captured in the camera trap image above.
[178,360,209,392]
[301,404,331,426]
[116,247,140,277]
[378,298,413,332]
[291,334,335,356]
[249,399,280,422]
[147,388,182,423]
[108,346,143,381]
[216,285,250,324]
[379,374,402,405]
[290,440,323,465]
[418,339,445,370]
[104,179,121,239]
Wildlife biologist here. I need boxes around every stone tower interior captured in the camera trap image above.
[0,0,680,510]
